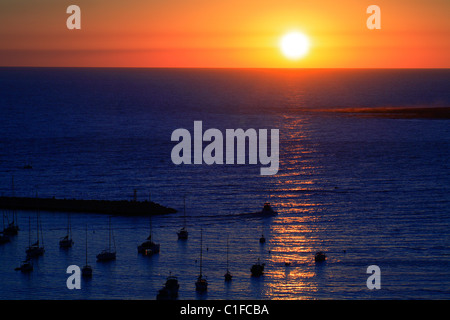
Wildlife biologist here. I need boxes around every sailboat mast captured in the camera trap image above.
[36,212,39,246]
[68,213,71,238]
[39,210,43,247]
[183,196,186,228]
[28,216,31,247]
[200,230,202,276]
[11,175,16,225]
[108,217,111,251]
[85,224,88,265]
[226,235,229,272]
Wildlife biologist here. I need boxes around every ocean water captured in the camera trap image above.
[0,68,449,300]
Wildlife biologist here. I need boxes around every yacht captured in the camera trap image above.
[259,202,277,216]
[59,213,74,248]
[195,229,207,292]
[96,217,116,262]
[138,217,160,255]
[157,273,179,300]
[314,251,326,262]
[224,236,232,282]
[26,214,44,259]
[15,259,33,273]
[259,234,266,244]
[177,196,188,240]
[251,259,265,277]
[82,224,93,277]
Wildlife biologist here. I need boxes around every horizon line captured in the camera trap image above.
[1,66,449,70]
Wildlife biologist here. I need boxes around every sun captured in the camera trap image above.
[280,32,310,60]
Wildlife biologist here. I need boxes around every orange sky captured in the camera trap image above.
[0,0,449,67]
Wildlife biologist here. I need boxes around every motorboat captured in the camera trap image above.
[177,227,188,240]
[314,251,326,262]
[251,259,265,277]
[260,202,277,216]
[157,274,179,300]
[259,234,266,244]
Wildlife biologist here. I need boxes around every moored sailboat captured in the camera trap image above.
[156,272,179,300]
[25,213,44,259]
[82,224,92,277]
[177,196,188,240]
[96,217,116,262]
[195,228,207,292]
[138,217,160,255]
[15,258,33,273]
[224,235,232,282]
[59,213,74,248]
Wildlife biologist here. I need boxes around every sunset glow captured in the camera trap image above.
[0,0,449,68]
[280,32,310,60]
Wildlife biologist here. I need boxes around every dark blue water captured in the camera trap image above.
[0,68,449,299]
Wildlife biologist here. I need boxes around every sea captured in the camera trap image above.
[0,68,449,300]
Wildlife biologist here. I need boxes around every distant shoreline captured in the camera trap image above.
[0,196,177,216]
[320,106,450,119]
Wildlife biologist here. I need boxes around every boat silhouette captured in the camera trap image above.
[138,217,160,255]
[177,196,188,240]
[82,224,93,277]
[25,213,44,259]
[96,217,116,262]
[224,235,232,282]
[15,258,33,273]
[59,213,74,248]
[156,273,179,300]
[195,228,207,292]
[251,259,265,277]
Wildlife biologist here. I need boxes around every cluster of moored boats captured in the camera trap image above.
[1,201,327,299]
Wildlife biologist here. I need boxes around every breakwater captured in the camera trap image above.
[0,196,177,216]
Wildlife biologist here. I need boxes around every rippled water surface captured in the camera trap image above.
[0,68,449,299]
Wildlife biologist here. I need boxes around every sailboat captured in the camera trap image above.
[177,196,188,240]
[15,258,33,273]
[138,217,160,255]
[224,236,232,282]
[26,213,44,258]
[82,224,92,277]
[195,228,207,292]
[0,231,9,244]
[3,211,19,236]
[156,272,179,300]
[0,214,11,244]
[3,177,19,236]
[96,217,116,262]
[59,213,74,248]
